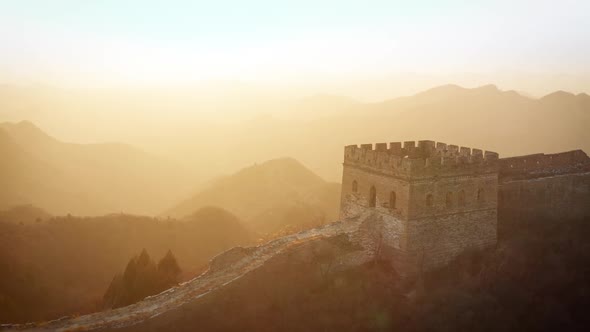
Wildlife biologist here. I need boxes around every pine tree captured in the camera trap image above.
[131,249,159,303]
[158,250,182,287]
[103,249,183,309]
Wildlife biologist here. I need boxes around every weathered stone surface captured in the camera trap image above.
[3,220,367,331]
[498,150,590,224]
[6,143,589,331]
[499,150,590,180]
[208,247,258,272]
[341,140,499,277]
[341,141,590,277]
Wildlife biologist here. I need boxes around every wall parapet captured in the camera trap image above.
[499,150,590,180]
[343,140,499,178]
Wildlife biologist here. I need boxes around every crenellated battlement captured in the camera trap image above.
[343,140,499,179]
[341,139,589,278]
[499,150,590,180]
[340,139,499,276]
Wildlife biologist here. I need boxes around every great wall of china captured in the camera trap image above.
[4,212,394,332]
[3,141,590,331]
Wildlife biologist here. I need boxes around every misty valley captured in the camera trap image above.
[1,2,590,329]
[0,83,589,331]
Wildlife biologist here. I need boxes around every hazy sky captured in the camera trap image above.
[1,0,589,95]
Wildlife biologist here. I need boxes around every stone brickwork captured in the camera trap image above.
[498,150,590,224]
[7,145,590,331]
[340,140,499,276]
[341,141,590,277]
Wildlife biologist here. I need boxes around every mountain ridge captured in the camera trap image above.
[165,157,341,234]
[0,121,195,215]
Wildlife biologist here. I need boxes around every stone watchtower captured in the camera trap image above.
[340,140,499,276]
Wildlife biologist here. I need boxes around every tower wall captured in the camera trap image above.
[405,171,498,273]
[403,209,497,275]
[340,140,499,277]
[407,173,497,219]
[340,165,411,221]
[498,150,590,228]
[340,164,409,253]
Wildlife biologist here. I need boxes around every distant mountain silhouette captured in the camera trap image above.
[166,157,341,233]
[539,90,590,109]
[0,121,194,215]
[154,84,588,182]
[270,84,590,179]
[1,84,588,182]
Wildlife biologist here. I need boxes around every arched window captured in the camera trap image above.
[477,188,485,203]
[352,180,358,193]
[390,191,397,209]
[426,194,433,207]
[458,190,466,207]
[446,192,453,208]
[369,186,377,207]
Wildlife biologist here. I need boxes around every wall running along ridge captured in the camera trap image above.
[341,141,590,276]
[4,142,589,330]
[3,217,387,332]
[498,150,590,223]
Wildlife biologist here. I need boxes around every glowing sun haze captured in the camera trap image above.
[0,0,589,98]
